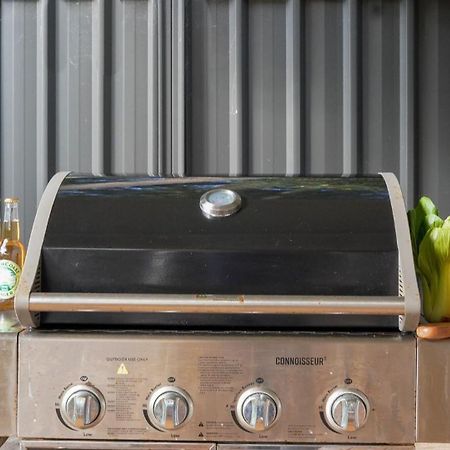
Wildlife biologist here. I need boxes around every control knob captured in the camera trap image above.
[60,385,105,430]
[235,387,281,432]
[146,386,193,431]
[324,388,369,433]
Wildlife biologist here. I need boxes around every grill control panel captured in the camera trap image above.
[18,332,415,444]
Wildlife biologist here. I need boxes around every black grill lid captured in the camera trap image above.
[41,175,398,297]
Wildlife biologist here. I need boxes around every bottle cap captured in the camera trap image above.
[3,198,19,204]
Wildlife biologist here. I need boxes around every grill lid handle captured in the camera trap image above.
[28,292,406,316]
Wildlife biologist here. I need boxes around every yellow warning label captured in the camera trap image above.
[117,363,129,375]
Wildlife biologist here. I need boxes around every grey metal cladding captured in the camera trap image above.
[1,0,41,243]
[54,0,95,173]
[417,0,450,213]
[1,0,450,241]
[361,0,401,178]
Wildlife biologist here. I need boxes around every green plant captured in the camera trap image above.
[408,197,450,322]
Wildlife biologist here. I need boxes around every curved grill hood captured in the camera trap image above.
[15,174,420,331]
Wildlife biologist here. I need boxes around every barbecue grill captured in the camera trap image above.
[12,173,420,449]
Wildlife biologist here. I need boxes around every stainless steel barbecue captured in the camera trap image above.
[11,173,422,450]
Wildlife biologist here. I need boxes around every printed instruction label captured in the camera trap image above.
[198,356,243,393]
[0,259,21,300]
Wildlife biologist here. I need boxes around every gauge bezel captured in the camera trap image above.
[146,386,194,432]
[324,387,370,434]
[199,188,242,218]
[235,386,282,433]
[59,384,106,430]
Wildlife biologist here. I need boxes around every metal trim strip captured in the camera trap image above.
[218,446,414,450]
[380,172,420,331]
[172,0,186,176]
[399,0,415,207]
[36,0,49,196]
[229,0,244,176]
[147,0,159,175]
[342,0,358,175]
[285,0,302,175]
[15,171,71,328]
[19,441,216,450]
[91,0,106,176]
[14,440,415,449]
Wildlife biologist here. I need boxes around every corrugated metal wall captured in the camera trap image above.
[1,0,450,240]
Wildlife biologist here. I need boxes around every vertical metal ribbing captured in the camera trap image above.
[206,2,218,174]
[1,0,39,240]
[0,0,17,199]
[56,0,96,173]
[147,0,159,176]
[1,1,25,200]
[121,0,136,174]
[342,0,358,175]
[399,0,415,208]
[286,0,302,176]
[157,0,165,175]
[91,0,105,176]
[36,0,49,197]
[172,0,185,176]
[113,0,152,176]
[164,1,173,175]
[60,1,81,170]
[229,0,244,176]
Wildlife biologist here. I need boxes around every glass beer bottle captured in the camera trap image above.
[0,198,26,311]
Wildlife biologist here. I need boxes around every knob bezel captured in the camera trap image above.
[324,387,369,434]
[59,384,106,430]
[235,387,281,433]
[146,386,194,431]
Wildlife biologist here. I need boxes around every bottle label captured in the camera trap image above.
[0,259,21,300]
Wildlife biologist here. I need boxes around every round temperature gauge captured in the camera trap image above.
[199,189,242,218]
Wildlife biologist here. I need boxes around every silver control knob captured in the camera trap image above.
[60,385,105,430]
[325,388,369,433]
[147,386,193,431]
[235,387,281,432]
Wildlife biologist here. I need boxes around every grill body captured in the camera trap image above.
[11,173,421,449]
